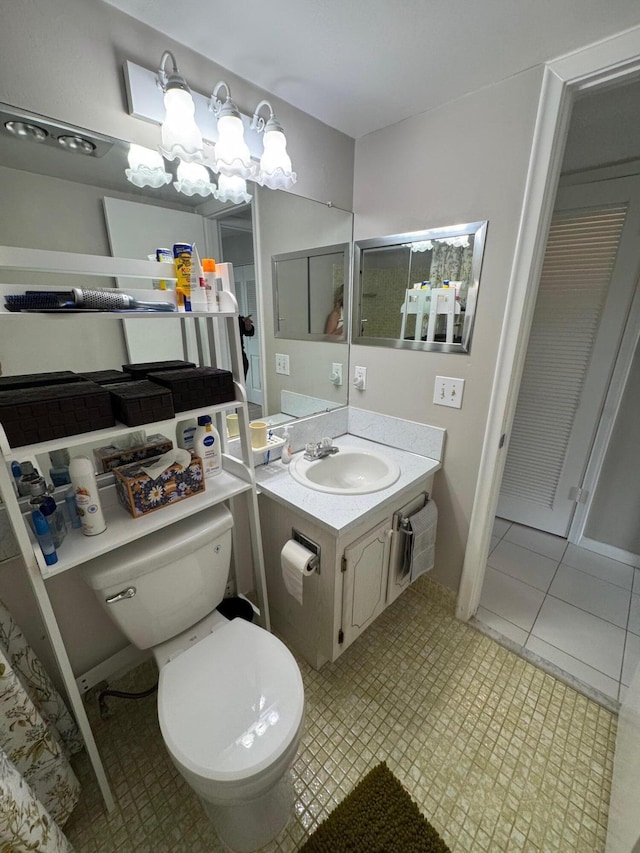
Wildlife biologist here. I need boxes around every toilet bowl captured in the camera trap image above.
[81,506,305,853]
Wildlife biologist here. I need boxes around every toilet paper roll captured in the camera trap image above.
[281,539,316,605]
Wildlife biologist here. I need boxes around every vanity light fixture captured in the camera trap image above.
[213,173,252,204]
[157,50,204,163]
[174,159,216,197]
[250,100,297,190]
[209,81,255,180]
[125,143,172,189]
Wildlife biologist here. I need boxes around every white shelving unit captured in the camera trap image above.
[0,248,270,812]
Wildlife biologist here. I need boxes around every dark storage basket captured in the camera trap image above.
[76,370,135,386]
[0,381,114,447]
[0,371,79,391]
[105,380,174,426]
[122,360,195,380]
[149,367,235,411]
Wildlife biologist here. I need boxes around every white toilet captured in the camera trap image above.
[81,506,305,853]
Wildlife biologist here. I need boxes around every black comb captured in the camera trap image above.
[4,291,75,312]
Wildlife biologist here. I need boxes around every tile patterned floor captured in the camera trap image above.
[64,577,617,852]
[479,518,640,704]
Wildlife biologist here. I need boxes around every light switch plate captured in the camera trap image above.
[275,353,290,375]
[433,375,465,408]
[331,363,343,385]
[353,365,367,390]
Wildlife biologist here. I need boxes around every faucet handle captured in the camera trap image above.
[321,436,332,448]
[305,442,316,455]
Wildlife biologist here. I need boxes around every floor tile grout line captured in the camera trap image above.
[543,591,630,632]
[557,558,634,592]
[476,602,529,641]
[501,532,568,563]
[486,559,559,595]
[527,626,623,685]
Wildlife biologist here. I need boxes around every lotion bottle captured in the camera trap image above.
[281,426,293,465]
[69,456,107,536]
[193,415,222,478]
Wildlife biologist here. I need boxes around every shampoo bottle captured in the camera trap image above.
[193,415,222,478]
[69,456,107,536]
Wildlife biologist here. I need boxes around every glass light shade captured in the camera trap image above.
[160,88,203,163]
[256,128,297,190]
[125,144,171,188]
[173,160,215,197]
[214,173,252,204]
[213,114,254,179]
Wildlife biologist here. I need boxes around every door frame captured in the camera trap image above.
[568,276,640,565]
[456,25,640,622]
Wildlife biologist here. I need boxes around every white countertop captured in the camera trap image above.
[254,434,440,536]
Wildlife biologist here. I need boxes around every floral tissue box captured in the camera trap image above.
[114,453,204,517]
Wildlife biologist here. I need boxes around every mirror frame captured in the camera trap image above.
[272,242,351,342]
[352,220,488,354]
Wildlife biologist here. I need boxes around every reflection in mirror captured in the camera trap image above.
[0,102,353,424]
[353,221,487,353]
[273,243,349,341]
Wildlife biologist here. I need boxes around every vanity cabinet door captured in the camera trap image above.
[340,517,392,651]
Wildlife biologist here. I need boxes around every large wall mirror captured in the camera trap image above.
[0,103,353,424]
[353,221,487,354]
[273,243,349,342]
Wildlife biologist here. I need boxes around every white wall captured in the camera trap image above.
[352,67,545,590]
[0,0,354,211]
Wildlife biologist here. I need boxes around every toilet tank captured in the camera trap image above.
[81,505,233,649]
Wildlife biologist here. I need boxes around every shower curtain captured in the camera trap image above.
[0,597,82,852]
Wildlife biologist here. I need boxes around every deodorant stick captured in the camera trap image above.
[69,456,107,536]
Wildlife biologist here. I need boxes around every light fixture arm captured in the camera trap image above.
[157,50,190,94]
[251,100,274,134]
[210,81,240,118]
[251,100,285,135]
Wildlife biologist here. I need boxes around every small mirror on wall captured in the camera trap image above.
[352,221,488,354]
[273,243,350,342]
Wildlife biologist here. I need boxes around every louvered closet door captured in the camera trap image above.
[498,176,640,536]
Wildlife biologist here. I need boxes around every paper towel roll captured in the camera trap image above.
[281,539,316,605]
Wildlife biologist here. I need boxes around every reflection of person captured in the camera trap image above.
[238,315,255,378]
[324,287,344,336]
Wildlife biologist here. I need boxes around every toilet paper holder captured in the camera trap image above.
[292,528,321,574]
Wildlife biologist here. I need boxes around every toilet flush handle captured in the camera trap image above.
[105,587,136,604]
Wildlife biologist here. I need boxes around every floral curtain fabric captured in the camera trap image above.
[0,598,81,851]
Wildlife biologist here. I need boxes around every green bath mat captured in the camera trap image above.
[298,762,451,852]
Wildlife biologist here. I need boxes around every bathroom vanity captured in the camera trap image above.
[255,435,440,669]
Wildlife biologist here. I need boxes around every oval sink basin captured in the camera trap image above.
[289,449,400,495]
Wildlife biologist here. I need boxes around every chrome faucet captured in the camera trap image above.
[304,437,340,461]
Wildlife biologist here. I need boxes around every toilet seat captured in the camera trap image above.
[158,618,304,786]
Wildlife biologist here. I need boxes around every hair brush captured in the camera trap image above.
[4,291,74,312]
[4,288,175,312]
[71,288,175,311]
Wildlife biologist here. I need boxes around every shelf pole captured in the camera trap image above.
[0,455,115,812]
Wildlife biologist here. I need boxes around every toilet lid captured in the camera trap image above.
[158,618,304,783]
